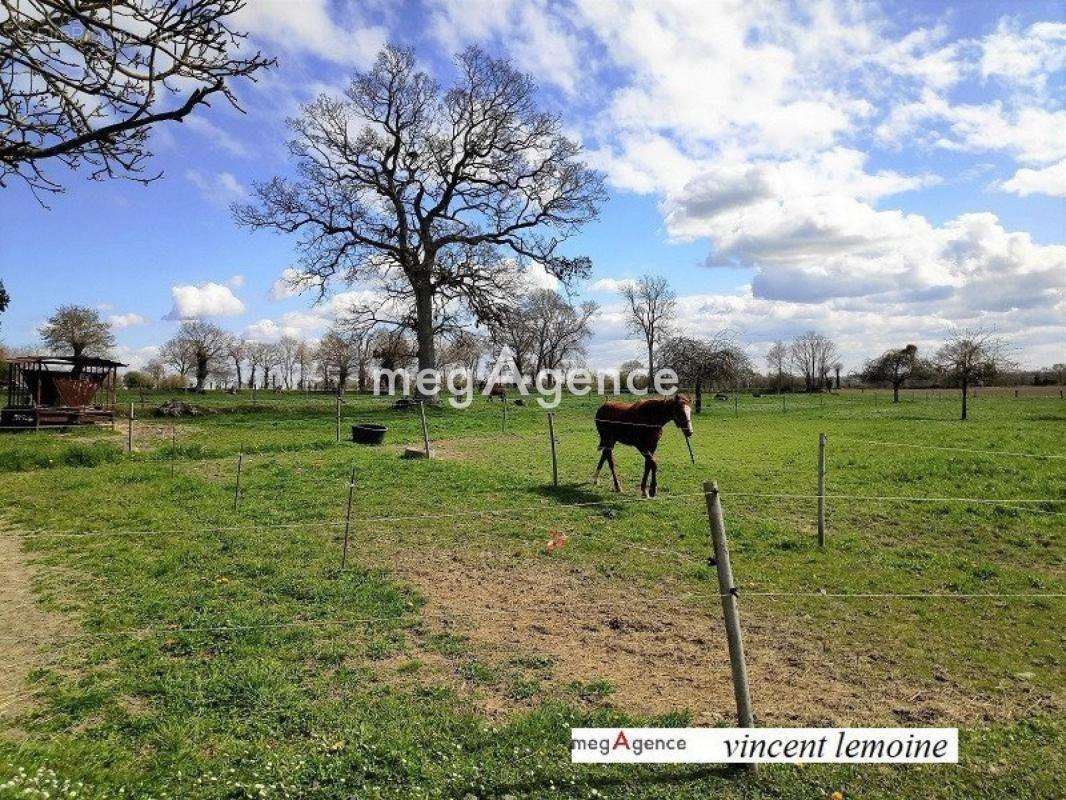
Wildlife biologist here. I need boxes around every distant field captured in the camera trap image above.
[1,390,1062,799]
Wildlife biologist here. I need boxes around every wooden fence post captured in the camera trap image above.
[817,433,826,547]
[547,412,558,487]
[127,402,134,453]
[703,481,755,731]
[340,467,355,569]
[335,394,342,444]
[419,401,431,458]
[234,449,243,512]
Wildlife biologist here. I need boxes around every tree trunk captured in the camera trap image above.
[234,362,243,388]
[646,339,654,387]
[248,367,256,389]
[195,356,208,391]
[694,377,703,413]
[893,383,900,403]
[413,280,437,397]
[338,365,349,393]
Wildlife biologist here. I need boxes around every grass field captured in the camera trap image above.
[1,389,1063,799]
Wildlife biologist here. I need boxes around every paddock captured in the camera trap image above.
[0,388,1062,799]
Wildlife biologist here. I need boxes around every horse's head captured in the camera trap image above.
[672,394,693,437]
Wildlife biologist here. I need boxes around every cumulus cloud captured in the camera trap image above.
[998,159,1066,197]
[165,282,246,320]
[237,0,386,66]
[108,312,148,330]
[270,267,312,300]
[588,277,637,294]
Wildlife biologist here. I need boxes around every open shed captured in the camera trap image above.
[3,355,124,428]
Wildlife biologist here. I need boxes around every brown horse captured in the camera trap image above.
[593,394,693,497]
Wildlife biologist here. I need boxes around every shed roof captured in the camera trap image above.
[7,355,127,368]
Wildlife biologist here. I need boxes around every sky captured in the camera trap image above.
[1,0,1064,372]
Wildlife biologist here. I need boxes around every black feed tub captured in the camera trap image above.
[352,423,387,445]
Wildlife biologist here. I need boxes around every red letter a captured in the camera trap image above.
[613,730,630,750]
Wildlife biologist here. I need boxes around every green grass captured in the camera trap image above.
[0,389,1062,799]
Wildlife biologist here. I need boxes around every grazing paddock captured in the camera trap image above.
[0,390,1062,799]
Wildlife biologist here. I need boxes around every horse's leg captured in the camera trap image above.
[640,452,651,498]
[648,453,658,497]
[592,448,609,484]
[606,448,622,492]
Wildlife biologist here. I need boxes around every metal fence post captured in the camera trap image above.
[419,401,431,458]
[703,481,755,732]
[234,449,243,512]
[547,412,558,487]
[817,433,826,547]
[340,467,355,569]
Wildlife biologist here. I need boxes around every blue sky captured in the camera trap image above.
[1,0,1063,369]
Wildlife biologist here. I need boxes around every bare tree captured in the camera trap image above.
[861,344,931,403]
[233,44,604,382]
[440,329,488,383]
[1,0,273,196]
[316,328,360,393]
[40,304,114,357]
[621,275,676,378]
[276,336,300,389]
[295,340,314,390]
[489,289,596,376]
[143,357,165,385]
[935,328,1013,420]
[659,334,752,411]
[766,340,788,392]
[789,330,837,392]
[159,338,194,384]
[168,321,228,391]
[0,280,8,331]
[226,336,247,389]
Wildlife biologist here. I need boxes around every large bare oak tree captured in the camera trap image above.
[1,0,273,195]
[233,44,605,382]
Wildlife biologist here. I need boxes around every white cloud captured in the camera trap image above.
[270,267,309,300]
[108,313,148,330]
[237,0,386,66]
[980,20,1066,89]
[185,170,248,207]
[226,275,246,289]
[166,282,246,320]
[183,116,250,157]
[998,159,1066,197]
[588,277,636,294]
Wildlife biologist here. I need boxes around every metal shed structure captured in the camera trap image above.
[3,355,124,428]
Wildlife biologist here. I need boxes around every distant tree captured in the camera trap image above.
[276,336,301,389]
[143,358,166,385]
[0,279,8,331]
[621,275,676,379]
[372,328,417,380]
[226,336,247,389]
[123,370,154,389]
[295,340,314,390]
[935,328,1013,420]
[440,330,488,384]
[861,344,931,403]
[316,329,361,393]
[489,289,596,377]
[0,0,273,196]
[233,44,604,381]
[766,340,788,392]
[659,335,752,412]
[168,321,229,391]
[40,304,114,358]
[618,358,645,392]
[159,338,193,384]
[789,330,837,392]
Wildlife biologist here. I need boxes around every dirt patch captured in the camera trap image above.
[0,529,71,720]
[374,545,1059,726]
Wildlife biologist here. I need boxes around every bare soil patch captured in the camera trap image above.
[372,543,1059,726]
[0,529,72,720]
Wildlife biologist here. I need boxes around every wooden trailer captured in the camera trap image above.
[2,355,124,429]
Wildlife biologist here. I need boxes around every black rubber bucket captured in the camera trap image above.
[352,423,387,445]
